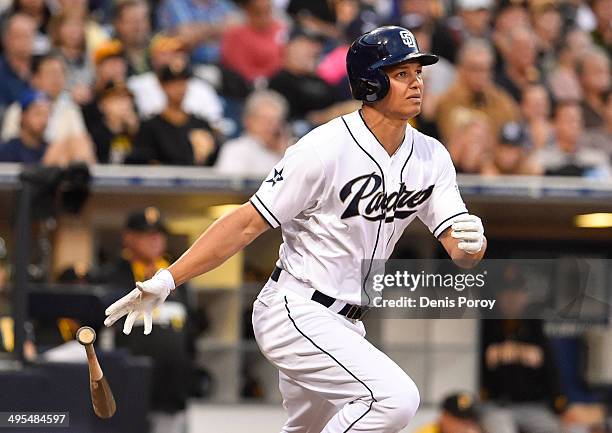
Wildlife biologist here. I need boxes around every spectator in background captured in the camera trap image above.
[268,29,327,119]
[127,63,218,165]
[268,30,357,127]
[8,0,51,55]
[480,271,566,433]
[495,26,540,102]
[96,207,194,433]
[81,40,128,133]
[89,80,139,164]
[1,53,95,165]
[405,14,456,137]
[220,0,287,84]
[576,48,610,130]
[315,3,379,98]
[491,0,530,75]
[446,109,497,175]
[584,90,612,157]
[48,13,94,105]
[157,0,236,65]
[334,0,366,35]
[128,34,223,124]
[414,392,484,433]
[530,0,563,77]
[397,0,458,64]
[435,39,519,141]
[54,0,109,53]
[99,207,171,290]
[286,0,339,40]
[113,0,151,76]
[590,0,612,57]
[520,84,554,150]
[535,101,609,178]
[491,122,540,175]
[0,90,50,163]
[452,0,494,43]
[216,90,289,176]
[396,0,436,22]
[0,14,36,111]
[547,29,592,102]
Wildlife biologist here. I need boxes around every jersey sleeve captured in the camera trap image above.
[418,144,468,238]
[249,140,325,228]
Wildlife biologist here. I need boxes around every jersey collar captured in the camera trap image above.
[342,110,412,163]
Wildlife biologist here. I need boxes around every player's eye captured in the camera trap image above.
[416,69,423,76]
[396,71,407,78]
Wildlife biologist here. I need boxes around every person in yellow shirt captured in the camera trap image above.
[99,207,207,433]
[415,392,483,433]
[98,207,171,289]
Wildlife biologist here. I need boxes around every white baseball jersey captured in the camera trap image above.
[250,110,467,305]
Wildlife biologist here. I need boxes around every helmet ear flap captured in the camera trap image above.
[362,69,390,102]
[361,78,381,102]
[373,69,390,101]
[348,65,391,102]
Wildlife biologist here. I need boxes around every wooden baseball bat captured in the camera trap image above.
[76,326,116,419]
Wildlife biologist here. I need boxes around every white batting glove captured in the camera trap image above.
[451,214,485,254]
[104,269,175,335]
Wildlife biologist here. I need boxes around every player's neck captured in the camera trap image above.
[360,106,406,156]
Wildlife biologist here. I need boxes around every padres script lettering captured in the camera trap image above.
[340,173,434,222]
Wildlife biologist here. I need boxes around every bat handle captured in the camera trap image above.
[84,344,103,381]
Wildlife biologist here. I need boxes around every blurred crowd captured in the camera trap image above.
[0,0,606,178]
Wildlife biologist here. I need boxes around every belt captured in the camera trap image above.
[271,266,368,320]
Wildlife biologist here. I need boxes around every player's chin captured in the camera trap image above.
[399,103,421,119]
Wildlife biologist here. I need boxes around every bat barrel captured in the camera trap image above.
[76,326,96,346]
[76,326,116,419]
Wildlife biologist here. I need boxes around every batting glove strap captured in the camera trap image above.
[153,268,175,295]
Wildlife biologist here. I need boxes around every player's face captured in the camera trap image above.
[378,62,424,120]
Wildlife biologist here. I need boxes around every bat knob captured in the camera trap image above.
[76,326,97,346]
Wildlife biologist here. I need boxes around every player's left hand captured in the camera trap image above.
[451,214,484,254]
[104,269,175,335]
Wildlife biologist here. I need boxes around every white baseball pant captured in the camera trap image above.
[252,278,420,433]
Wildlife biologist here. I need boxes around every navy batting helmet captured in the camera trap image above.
[346,26,438,102]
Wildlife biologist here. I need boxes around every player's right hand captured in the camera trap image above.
[104,269,175,335]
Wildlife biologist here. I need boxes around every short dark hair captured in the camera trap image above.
[31,52,64,76]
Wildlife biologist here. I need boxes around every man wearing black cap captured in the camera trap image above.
[127,62,218,165]
[99,207,196,433]
[89,80,139,164]
[415,392,483,433]
[492,121,539,175]
[97,207,171,290]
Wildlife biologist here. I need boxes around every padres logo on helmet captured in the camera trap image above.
[346,26,439,102]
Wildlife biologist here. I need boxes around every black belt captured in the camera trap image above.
[271,266,368,320]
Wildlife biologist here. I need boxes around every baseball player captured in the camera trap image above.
[104,26,487,433]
